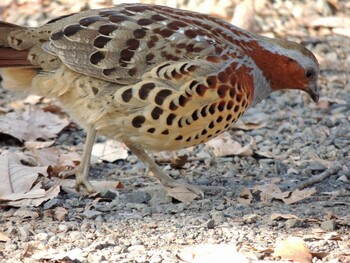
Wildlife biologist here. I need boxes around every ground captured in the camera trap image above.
[0,0,349,262]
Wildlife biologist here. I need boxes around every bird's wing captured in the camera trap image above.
[41,4,237,85]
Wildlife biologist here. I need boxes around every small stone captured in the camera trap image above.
[243,214,258,224]
[35,232,49,241]
[211,211,225,224]
[5,242,17,251]
[99,189,118,199]
[207,219,215,229]
[17,226,31,241]
[43,198,63,210]
[83,210,103,219]
[127,245,146,252]
[321,219,337,231]
[58,224,69,233]
[122,191,151,204]
[285,219,304,229]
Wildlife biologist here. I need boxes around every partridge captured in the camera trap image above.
[0,3,319,195]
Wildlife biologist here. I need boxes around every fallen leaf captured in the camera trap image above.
[177,244,249,263]
[13,209,39,219]
[0,232,10,242]
[92,139,128,162]
[25,140,55,149]
[253,184,289,203]
[232,119,265,131]
[172,154,188,169]
[310,16,350,28]
[237,187,253,205]
[60,179,123,193]
[165,186,198,203]
[0,107,69,142]
[0,151,61,207]
[253,184,317,204]
[310,252,329,260]
[205,132,255,157]
[0,151,48,198]
[283,188,317,205]
[273,237,312,263]
[54,207,68,221]
[270,213,299,221]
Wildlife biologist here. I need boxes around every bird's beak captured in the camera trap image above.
[306,83,319,103]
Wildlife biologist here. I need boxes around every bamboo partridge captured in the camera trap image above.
[0,4,319,195]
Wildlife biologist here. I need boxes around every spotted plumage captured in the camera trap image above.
[0,3,319,196]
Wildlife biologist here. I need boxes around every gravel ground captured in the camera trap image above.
[0,0,349,262]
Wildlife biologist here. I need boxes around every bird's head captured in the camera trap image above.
[246,35,320,103]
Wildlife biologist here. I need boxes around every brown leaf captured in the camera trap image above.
[283,188,317,205]
[0,232,10,242]
[206,132,255,157]
[24,140,55,149]
[270,213,299,221]
[165,186,198,203]
[273,237,312,263]
[54,207,68,221]
[237,187,253,205]
[172,154,188,169]
[60,179,123,193]
[0,107,69,141]
[0,151,48,199]
[0,151,61,207]
[177,244,249,263]
[92,139,128,162]
[254,184,316,204]
[232,119,265,131]
[253,184,289,203]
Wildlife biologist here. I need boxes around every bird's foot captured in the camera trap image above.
[59,167,96,194]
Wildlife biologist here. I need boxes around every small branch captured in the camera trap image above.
[290,162,343,191]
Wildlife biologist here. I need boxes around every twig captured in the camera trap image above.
[290,162,343,191]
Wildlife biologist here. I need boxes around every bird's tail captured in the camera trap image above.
[0,21,32,68]
[0,21,37,91]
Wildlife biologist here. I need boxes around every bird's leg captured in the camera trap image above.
[124,142,204,197]
[60,125,97,193]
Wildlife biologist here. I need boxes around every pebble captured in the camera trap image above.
[83,210,103,219]
[285,219,304,229]
[321,220,337,231]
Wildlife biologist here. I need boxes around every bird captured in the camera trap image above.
[0,3,319,196]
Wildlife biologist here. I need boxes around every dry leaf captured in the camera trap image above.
[0,151,61,207]
[273,237,312,263]
[232,119,265,131]
[270,213,299,221]
[0,232,10,242]
[0,151,48,199]
[165,186,198,203]
[310,16,350,28]
[177,244,249,263]
[92,139,128,162]
[254,184,316,204]
[60,179,122,193]
[237,187,253,205]
[54,207,68,221]
[205,132,255,157]
[253,184,289,203]
[172,154,188,169]
[25,140,55,149]
[6,184,60,207]
[283,188,317,205]
[13,209,39,219]
[0,108,69,141]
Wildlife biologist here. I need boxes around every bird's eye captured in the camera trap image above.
[305,68,315,79]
